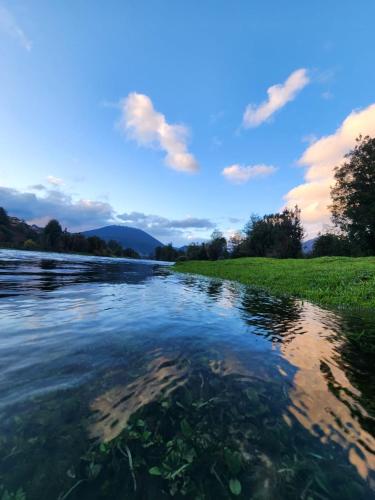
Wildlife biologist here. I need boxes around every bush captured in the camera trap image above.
[312,233,352,257]
[23,239,39,251]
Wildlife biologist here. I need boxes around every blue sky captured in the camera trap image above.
[1,1,375,245]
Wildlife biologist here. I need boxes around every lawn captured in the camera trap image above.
[174,257,375,310]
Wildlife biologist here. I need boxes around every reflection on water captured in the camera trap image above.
[90,352,190,442]
[0,249,374,499]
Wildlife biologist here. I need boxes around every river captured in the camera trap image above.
[0,249,374,499]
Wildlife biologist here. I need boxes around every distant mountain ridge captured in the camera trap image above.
[302,238,317,254]
[83,225,163,256]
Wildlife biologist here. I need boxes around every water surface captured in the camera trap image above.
[0,249,374,499]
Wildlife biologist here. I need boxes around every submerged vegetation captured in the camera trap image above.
[1,253,374,498]
[1,363,372,499]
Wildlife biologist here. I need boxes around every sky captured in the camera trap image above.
[1,1,375,246]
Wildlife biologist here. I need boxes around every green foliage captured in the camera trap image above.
[0,207,140,259]
[175,256,375,311]
[331,135,375,254]
[0,353,373,499]
[123,247,140,259]
[206,230,227,260]
[43,219,63,251]
[45,369,369,499]
[0,486,26,500]
[107,239,123,256]
[0,207,10,227]
[229,479,241,496]
[186,242,208,260]
[312,233,353,257]
[23,239,38,251]
[154,243,181,262]
[242,207,303,258]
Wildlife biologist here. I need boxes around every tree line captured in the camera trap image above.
[154,206,304,261]
[155,135,375,261]
[2,135,374,261]
[0,212,140,259]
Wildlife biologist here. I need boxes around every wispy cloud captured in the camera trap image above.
[284,103,375,236]
[47,175,64,186]
[120,92,199,173]
[243,68,309,128]
[0,5,32,51]
[222,164,277,184]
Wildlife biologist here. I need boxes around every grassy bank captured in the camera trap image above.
[174,256,375,310]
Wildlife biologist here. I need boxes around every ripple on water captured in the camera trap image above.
[0,249,374,499]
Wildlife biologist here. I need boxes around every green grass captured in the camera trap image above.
[174,257,375,310]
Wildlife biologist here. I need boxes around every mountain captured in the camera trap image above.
[83,225,163,256]
[302,238,317,254]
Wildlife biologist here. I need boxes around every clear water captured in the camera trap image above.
[0,249,374,499]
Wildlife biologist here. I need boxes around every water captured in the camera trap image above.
[0,249,374,499]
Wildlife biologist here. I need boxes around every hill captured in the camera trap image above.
[0,211,40,247]
[302,238,317,254]
[83,225,163,256]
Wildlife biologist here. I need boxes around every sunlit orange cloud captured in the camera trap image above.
[285,103,375,237]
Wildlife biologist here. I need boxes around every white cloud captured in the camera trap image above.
[120,93,199,173]
[0,5,32,51]
[284,103,375,236]
[47,175,64,186]
[222,164,277,184]
[243,69,310,128]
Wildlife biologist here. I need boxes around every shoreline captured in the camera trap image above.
[174,256,375,310]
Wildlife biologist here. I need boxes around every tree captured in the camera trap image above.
[43,219,63,251]
[228,232,245,258]
[330,135,375,254]
[23,239,39,251]
[312,233,352,257]
[0,207,10,226]
[154,244,180,262]
[206,230,227,260]
[186,243,207,260]
[87,236,107,255]
[67,233,89,254]
[108,239,123,257]
[242,207,303,258]
[123,247,140,259]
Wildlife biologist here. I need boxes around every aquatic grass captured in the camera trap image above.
[174,257,375,310]
[55,370,370,499]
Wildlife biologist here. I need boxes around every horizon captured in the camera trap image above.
[1,1,375,246]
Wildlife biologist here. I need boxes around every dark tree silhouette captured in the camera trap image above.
[331,135,375,254]
[312,233,352,257]
[186,243,207,260]
[0,207,10,226]
[43,219,63,251]
[206,230,227,260]
[154,243,180,262]
[242,207,303,258]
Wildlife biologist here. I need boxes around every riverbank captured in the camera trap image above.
[174,256,375,310]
